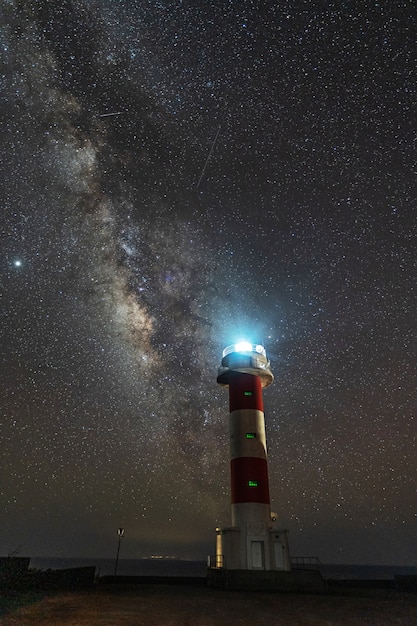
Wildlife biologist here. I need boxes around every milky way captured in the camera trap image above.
[1,0,416,564]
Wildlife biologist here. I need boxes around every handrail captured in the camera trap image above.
[291,556,322,571]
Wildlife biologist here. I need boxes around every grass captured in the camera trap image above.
[1,583,416,625]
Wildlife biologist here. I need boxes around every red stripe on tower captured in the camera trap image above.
[228,372,264,413]
[231,457,270,503]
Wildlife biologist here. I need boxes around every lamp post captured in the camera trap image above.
[114,528,125,577]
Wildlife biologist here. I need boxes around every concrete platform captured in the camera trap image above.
[207,568,326,593]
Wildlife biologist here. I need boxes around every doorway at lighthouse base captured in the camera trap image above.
[214,526,291,571]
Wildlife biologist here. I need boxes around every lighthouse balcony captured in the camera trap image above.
[217,355,274,387]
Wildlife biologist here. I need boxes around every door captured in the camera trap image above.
[251,541,265,569]
[274,541,284,569]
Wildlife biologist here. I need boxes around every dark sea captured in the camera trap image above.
[29,557,208,578]
[28,558,417,581]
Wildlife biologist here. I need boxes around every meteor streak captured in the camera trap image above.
[196,125,221,190]
[99,111,125,117]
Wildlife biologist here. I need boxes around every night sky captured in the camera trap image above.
[1,1,416,565]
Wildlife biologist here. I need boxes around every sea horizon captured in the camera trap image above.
[22,556,417,581]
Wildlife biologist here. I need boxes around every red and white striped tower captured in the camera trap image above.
[215,342,290,571]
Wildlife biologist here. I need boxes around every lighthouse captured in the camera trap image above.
[214,341,290,572]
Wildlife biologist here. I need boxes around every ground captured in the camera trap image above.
[1,584,416,625]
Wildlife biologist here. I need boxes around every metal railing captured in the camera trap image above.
[291,556,322,571]
[210,554,322,572]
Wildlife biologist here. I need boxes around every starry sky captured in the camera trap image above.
[1,0,416,565]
